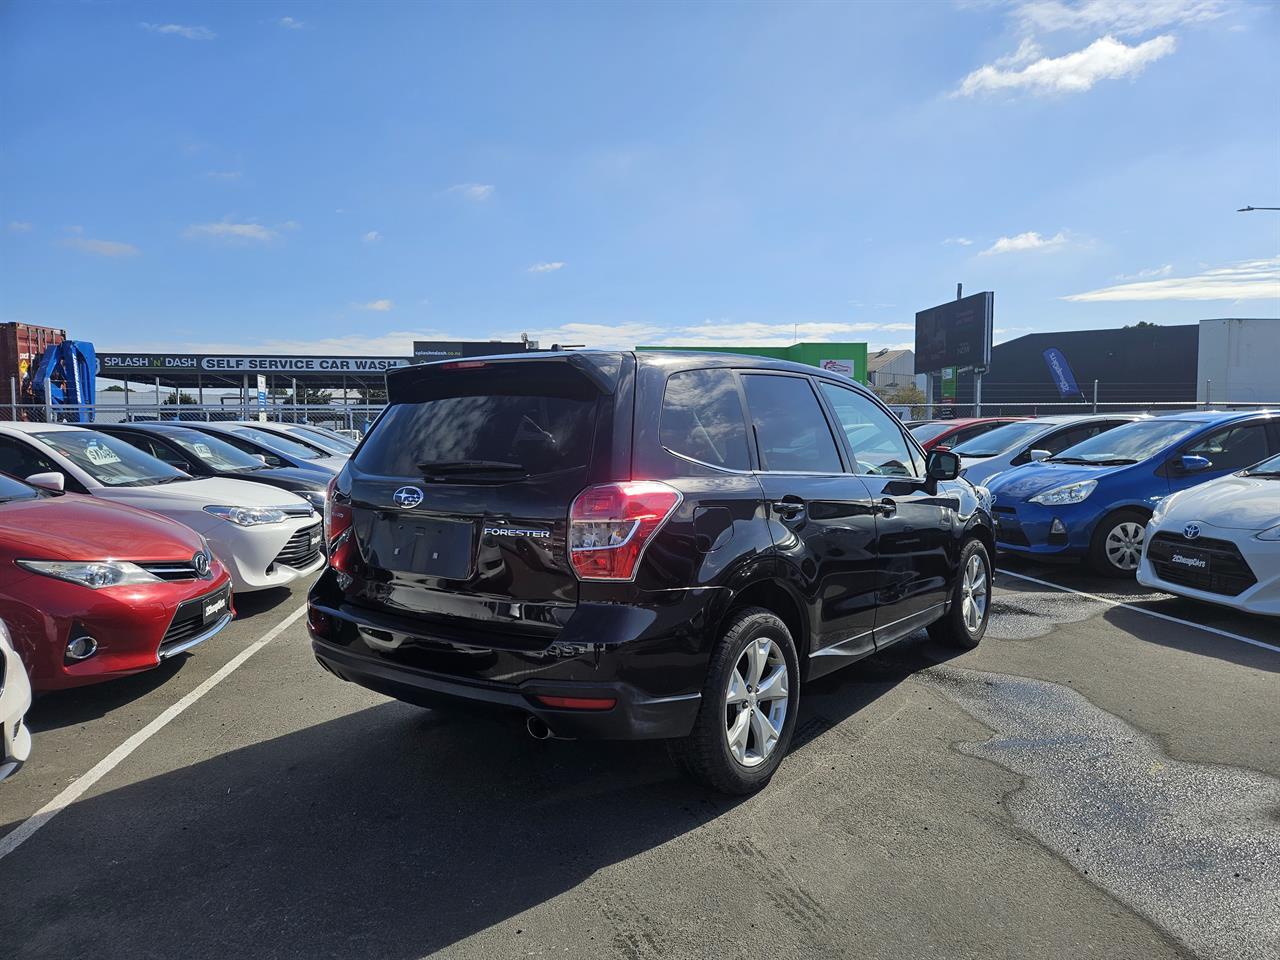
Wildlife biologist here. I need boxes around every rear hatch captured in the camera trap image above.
[337,352,628,647]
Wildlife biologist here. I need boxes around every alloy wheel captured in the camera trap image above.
[724,637,789,768]
[961,552,989,634]
[1105,521,1145,571]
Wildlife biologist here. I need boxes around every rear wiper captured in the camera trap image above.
[416,459,528,481]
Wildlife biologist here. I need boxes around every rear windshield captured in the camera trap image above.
[356,393,598,478]
[908,422,955,444]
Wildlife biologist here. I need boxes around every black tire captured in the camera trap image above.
[927,538,992,650]
[1088,508,1148,579]
[668,606,800,795]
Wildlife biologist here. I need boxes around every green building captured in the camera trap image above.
[635,342,869,384]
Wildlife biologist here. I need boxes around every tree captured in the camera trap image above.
[1124,321,1158,328]
[162,390,197,405]
[286,387,334,406]
[873,382,927,419]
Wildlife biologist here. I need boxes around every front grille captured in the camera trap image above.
[1147,532,1256,597]
[274,522,323,569]
[140,551,212,582]
[159,587,229,653]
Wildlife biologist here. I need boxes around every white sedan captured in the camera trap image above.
[1138,451,1280,616]
[1,619,32,781]
[0,423,324,593]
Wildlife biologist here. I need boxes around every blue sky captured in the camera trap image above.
[2,0,1278,357]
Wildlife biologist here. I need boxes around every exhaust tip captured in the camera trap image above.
[526,716,553,740]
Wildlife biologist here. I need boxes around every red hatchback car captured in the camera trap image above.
[0,472,234,691]
[907,417,1025,452]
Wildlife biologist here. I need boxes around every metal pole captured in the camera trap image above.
[292,377,297,423]
[1092,379,1098,413]
[9,376,15,420]
[1205,379,1212,409]
[123,377,130,419]
[155,376,160,408]
[974,372,982,417]
[198,373,203,407]
[44,377,53,422]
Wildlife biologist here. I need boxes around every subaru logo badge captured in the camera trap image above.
[393,486,424,509]
[1183,522,1201,540]
[192,551,211,579]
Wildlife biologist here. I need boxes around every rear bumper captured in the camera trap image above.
[312,638,701,739]
[307,571,717,740]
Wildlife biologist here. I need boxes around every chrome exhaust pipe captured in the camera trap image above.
[526,716,553,740]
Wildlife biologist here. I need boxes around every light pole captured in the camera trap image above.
[1237,206,1280,212]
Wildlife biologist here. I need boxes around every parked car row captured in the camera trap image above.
[908,410,1279,616]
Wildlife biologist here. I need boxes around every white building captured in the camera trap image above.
[1196,318,1280,403]
[866,348,927,393]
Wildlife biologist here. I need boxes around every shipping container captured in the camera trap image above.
[1,322,67,406]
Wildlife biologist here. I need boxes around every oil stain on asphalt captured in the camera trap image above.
[921,666,1280,960]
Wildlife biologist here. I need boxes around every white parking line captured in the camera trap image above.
[0,603,308,862]
[1000,571,1280,655]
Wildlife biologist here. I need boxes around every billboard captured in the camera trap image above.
[98,353,411,375]
[913,291,993,374]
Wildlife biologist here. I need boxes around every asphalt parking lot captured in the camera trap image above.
[2,560,1277,960]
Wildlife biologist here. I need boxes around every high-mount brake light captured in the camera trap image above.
[568,480,681,581]
[440,360,487,369]
[324,475,356,573]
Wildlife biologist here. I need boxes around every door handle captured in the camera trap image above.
[771,500,806,521]
[877,498,897,518]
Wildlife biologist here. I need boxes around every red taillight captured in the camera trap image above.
[568,480,681,581]
[534,695,617,710]
[324,475,356,573]
[441,360,487,369]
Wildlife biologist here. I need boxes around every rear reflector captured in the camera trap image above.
[534,695,617,710]
[568,480,682,580]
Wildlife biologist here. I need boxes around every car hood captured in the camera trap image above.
[97,476,311,510]
[227,465,329,489]
[0,492,203,561]
[1159,473,1280,530]
[987,462,1118,501]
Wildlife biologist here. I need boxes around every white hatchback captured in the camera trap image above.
[0,619,32,781]
[0,423,324,593]
[1138,451,1280,616]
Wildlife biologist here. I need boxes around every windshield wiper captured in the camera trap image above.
[417,459,526,474]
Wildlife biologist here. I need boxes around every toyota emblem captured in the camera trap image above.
[1183,522,1201,540]
[392,486,425,509]
[192,550,211,578]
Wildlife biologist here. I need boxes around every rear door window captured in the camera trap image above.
[741,375,843,474]
[660,369,750,471]
[1184,422,1270,471]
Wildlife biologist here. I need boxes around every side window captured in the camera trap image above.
[818,382,920,477]
[1185,423,1270,471]
[659,369,750,471]
[946,425,983,447]
[741,375,843,473]
[145,438,188,468]
[1045,423,1105,455]
[0,437,59,478]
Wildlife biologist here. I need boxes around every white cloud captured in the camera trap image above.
[278,16,305,30]
[943,237,975,246]
[995,37,1043,67]
[357,299,395,312]
[527,261,565,273]
[64,236,139,257]
[980,231,1070,255]
[956,34,1176,97]
[205,170,241,180]
[1013,0,1225,36]
[1063,257,1280,302]
[184,221,278,242]
[8,221,32,233]
[361,230,381,243]
[140,22,216,40]
[448,183,495,201]
[1114,264,1174,281]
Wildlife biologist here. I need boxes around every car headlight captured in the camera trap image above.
[299,489,327,511]
[1029,479,1098,506]
[203,505,288,526]
[1257,523,1280,541]
[17,560,161,589]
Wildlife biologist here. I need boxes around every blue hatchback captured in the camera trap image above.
[986,411,1279,577]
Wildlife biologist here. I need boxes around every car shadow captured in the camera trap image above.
[4,634,955,959]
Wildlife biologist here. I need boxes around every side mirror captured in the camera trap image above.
[1029,449,1052,462]
[1180,455,1212,472]
[256,454,269,465]
[927,449,961,481]
[26,471,65,494]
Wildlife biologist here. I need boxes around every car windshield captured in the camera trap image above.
[1243,452,1280,477]
[1050,419,1200,464]
[0,472,40,503]
[34,430,188,486]
[908,422,955,444]
[162,428,265,472]
[951,420,1054,458]
[230,426,323,460]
